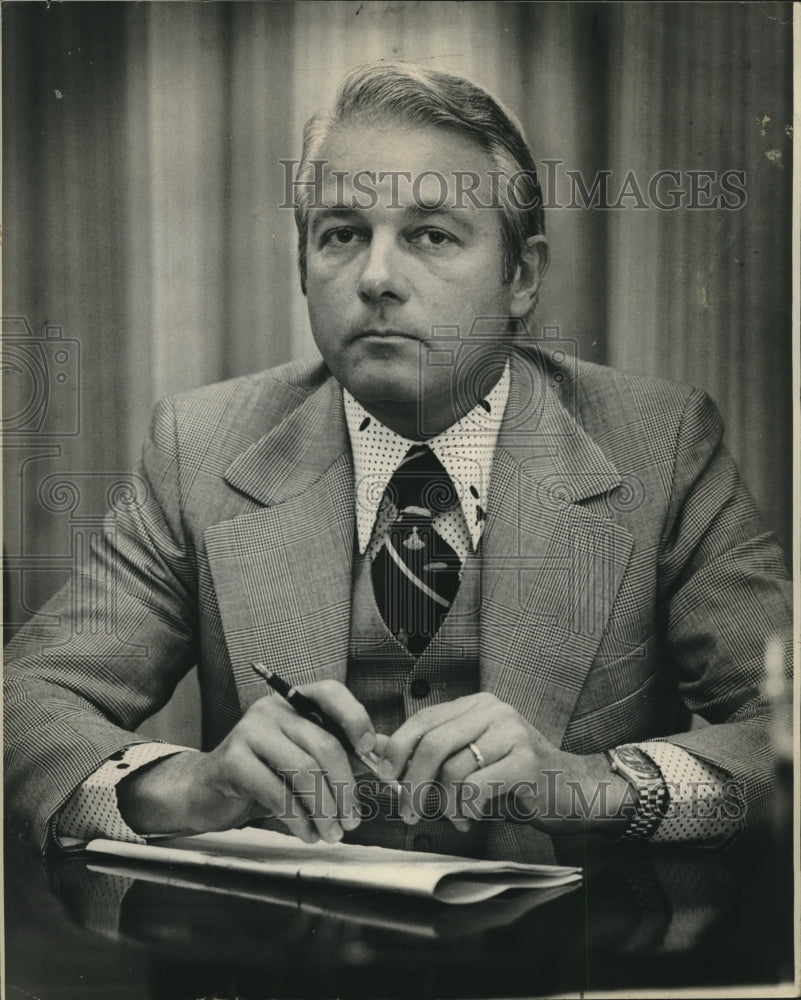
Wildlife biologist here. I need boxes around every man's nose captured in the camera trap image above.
[357,233,408,303]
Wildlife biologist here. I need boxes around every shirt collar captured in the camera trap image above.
[343,362,510,554]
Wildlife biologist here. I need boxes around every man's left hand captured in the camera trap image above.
[377,693,631,834]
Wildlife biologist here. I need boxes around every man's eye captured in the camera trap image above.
[322,228,362,247]
[411,229,454,248]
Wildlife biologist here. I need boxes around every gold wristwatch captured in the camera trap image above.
[606,745,670,840]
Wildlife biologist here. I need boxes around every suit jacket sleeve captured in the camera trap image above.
[4,396,199,853]
[650,387,792,828]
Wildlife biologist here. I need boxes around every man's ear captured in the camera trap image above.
[509,235,550,318]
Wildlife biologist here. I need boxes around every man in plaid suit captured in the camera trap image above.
[4,63,792,859]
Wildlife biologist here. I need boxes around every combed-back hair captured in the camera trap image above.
[293,61,545,293]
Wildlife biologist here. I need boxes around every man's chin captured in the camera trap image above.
[344,372,424,411]
[340,368,443,437]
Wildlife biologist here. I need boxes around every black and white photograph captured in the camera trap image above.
[3,2,797,998]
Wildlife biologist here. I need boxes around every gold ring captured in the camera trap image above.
[468,741,485,769]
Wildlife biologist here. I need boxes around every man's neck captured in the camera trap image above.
[355,365,508,441]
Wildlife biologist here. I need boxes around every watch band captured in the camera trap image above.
[606,745,670,841]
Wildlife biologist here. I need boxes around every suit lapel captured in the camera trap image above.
[480,349,634,748]
[205,377,355,710]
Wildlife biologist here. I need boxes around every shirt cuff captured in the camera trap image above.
[56,743,194,846]
[632,741,738,844]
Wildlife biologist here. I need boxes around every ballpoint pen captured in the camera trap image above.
[250,661,402,795]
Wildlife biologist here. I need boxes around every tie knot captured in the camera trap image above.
[388,445,459,516]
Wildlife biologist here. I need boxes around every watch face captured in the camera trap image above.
[614,746,661,779]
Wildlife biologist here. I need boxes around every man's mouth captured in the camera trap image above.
[354,329,419,341]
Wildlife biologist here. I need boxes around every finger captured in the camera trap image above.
[403,711,494,787]
[211,698,354,840]
[283,758,347,843]
[399,714,494,824]
[437,722,526,825]
[439,745,489,828]
[380,694,491,781]
[462,756,537,821]
[455,720,540,820]
[251,694,361,831]
[243,719,349,842]
[413,720,519,830]
[281,715,362,833]
[302,679,377,755]
[226,744,320,844]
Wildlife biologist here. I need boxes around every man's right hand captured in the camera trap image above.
[117,680,376,843]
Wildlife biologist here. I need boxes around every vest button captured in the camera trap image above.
[414,834,433,852]
[410,678,430,699]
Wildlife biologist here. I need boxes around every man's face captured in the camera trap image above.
[304,122,532,437]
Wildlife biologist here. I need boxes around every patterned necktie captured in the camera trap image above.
[371,445,462,656]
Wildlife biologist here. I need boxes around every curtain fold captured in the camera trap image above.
[604,4,793,545]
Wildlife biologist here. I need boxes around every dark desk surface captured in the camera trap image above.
[4,829,796,1000]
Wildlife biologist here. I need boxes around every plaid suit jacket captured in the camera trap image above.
[5,348,792,852]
